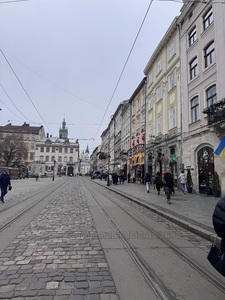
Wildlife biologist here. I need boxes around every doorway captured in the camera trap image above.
[198,146,214,194]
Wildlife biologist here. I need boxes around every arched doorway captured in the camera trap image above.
[67,166,74,176]
[198,146,214,194]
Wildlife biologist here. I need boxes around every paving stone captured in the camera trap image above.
[14,290,37,297]
[76,281,89,289]
[0,291,14,299]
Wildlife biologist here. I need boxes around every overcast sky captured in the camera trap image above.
[0,0,182,153]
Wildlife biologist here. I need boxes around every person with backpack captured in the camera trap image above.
[163,168,174,204]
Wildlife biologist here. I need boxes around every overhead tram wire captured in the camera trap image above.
[91,0,154,148]
[0,82,33,123]
[0,0,28,3]
[0,49,53,135]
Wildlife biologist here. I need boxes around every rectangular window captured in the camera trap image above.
[148,72,153,85]
[40,146,44,153]
[59,147,62,153]
[137,98,140,111]
[157,115,162,135]
[30,153,34,160]
[189,27,197,47]
[148,124,153,138]
[169,106,176,129]
[204,42,215,68]
[52,147,55,153]
[156,59,162,74]
[70,148,73,153]
[156,86,162,101]
[69,157,73,163]
[190,57,198,80]
[46,147,50,152]
[45,156,49,162]
[142,91,145,106]
[191,96,199,123]
[206,85,216,107]
[51,156,55,162]
[64,147,68,153]
[168,41,175,60]
[148,96,153,110]
[169,72,175,90]
[203,7,213,31]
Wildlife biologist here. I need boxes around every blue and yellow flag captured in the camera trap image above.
[214,137,225,158]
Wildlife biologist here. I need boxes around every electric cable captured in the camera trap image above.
[90,0,154,148]
[0,49,53,135]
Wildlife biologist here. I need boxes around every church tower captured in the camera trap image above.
[59,117,68,139]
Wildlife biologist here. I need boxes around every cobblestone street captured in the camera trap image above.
[0,179,119,300]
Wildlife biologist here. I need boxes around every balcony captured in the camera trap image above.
[203,98,225,126]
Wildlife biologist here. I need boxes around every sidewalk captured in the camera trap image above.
[93,179,220,242]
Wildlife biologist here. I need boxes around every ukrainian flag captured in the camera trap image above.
[214,137,225,158]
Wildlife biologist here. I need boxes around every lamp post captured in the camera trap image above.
[52,160,56,181]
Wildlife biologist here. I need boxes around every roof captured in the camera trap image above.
[0,123,44,135]
[37,137,78,145]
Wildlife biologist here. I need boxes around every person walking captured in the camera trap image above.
[0,171,12,203]
[163,168,174,204]
[144,172,151,193]
[178,170,187,194]
[154,172,162,195]
[213,197,225,252]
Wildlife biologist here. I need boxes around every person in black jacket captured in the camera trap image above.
[0,171,11,203]
[144,173,151,193]
[213,197,225,251]
[154,172,162,195]
[163,168,174,204]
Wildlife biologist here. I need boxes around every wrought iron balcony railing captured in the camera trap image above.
[202,98,225,126]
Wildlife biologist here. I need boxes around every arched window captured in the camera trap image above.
[206,85,216,107]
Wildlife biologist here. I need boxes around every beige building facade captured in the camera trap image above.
[144,18,181,183]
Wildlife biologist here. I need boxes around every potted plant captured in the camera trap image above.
[186,169,193,193]
[211,172,221,198]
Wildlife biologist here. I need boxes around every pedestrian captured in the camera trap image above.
[127,172,131,183]
[154,172,162,195]
[213,197,225,252]
[109,173,113,185]
[178,170,187,194]
[163,168,174,204]
[144,172,151,193]
[0,171,12,203]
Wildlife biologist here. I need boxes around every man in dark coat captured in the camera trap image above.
[0,171,11,203]
[213,197,225,251]
[163,168,174,204]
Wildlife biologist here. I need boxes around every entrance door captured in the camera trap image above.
[198,147,214,194]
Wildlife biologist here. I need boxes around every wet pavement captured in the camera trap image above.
[0,177,119,300]
[94,178,220,241]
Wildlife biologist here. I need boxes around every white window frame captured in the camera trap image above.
[168,41,175,60]
[169,106,176,129]
[148,72,153,85]
[156,59,162,74]
[156,85,162,102]
[148,95,153,110]
[157,115,162,135]
[169,71,175,91]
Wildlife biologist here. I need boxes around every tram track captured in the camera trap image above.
[0,178,70,233]
[84,179,225,298]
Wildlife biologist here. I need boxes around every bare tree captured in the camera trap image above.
[0,134,28,167]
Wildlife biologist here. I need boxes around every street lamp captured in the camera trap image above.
[52,160,56,181]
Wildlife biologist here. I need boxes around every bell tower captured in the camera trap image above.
[59,116,68,139]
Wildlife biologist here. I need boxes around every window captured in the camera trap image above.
[189,26,197,47]
[148,72,153,85]
[46,147,50,152]
[142,91,145,106]
[137,98,140,111]
[132,103,135,115]
[189,57,198,80]
[148,124,153,138]
[64,147,68,153]
[30,153,34,160]
[168,41,175,60]
[203,7,213,31]
[64,156,68,163]
[40,156,44,163]
[206,85,217,107]
[169,106,176,129]
[191,96,199,123]
[31,143,35,150]
[51,156,55,162]
[157,115,162,135]
[59,147,62,153]
[168,71,175,91]
[69,157,73,163]
[204,42,215,68]
[70,148,73,153]
[148,96,153,110]
[156,85,162,101]
[156,59,162,74]
[45,156,49,162]
[40,146,44,152]
[58,156,62,162]
[52,147,55,153]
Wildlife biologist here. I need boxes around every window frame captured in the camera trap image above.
[189,26,197,47]
[206,85,217,107]
[189,57,198,80]
[190,96,199,123]
[203,7,213,31]
[204,41,215,68]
